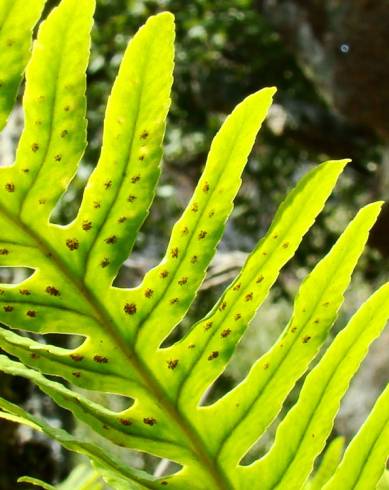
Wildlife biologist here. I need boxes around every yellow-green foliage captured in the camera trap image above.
[0,1,387,489]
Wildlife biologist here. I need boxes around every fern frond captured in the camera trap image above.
[0,2,387,489]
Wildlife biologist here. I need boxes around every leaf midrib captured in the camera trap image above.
[0,201,232,490]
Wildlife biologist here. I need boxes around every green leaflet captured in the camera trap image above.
[305,437,345,490]
[0,2,387,489]
[163,160,348,409]
[0,395,159,490]
[0,0,46,131]
[199,202,382,473]
[324,383,389,490]
[17,477,55,490]
[0,0,94,223]
[19,464,104,490]
[245,282,389,489]
[69,11,175,290]
[129,87,275,352]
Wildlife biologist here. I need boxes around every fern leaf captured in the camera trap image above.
[324,382,389,490]
[165,160,348,408]
[245,281,389,489]
[305,437,345,490]
[70,12,175,290]
[0,3,387,489]
[131,87,275,353]
[0,0,94,223]
[0,394,159,489]
[200,202,382,472]
[17,476,55,490]
[0,0,46,130]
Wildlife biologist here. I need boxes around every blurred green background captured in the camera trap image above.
[0,0,388,487]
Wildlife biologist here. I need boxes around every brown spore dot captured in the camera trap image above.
[38,198,47,205]
[64,105,70,111]
[263,362,269,370]
[204,321,213,331]
[208,351,219,361]
[70,354,84,362]
[282,242,290,249]
[5,183,15,192]
[138,154,145,161]
[61,129,68,138]
[221,329,231,338]
[181,226,189,236]
[188,344,195,349]
[178,277,188,286]
[202,182,210,192]
[27,310,36,318]
[120,418,131,426]
[131,175,141,183]
[245,292,253,302]
[82,220,92,231]
[233,283,241,291]
[140,130,149,140]
[191,202,199,212]
[6,39,14,46]
[104,180,112,189]
[118,216,127,223]
[198,230,207,239]
[72,371,81,378]
[323,302,330,307]
[124,303,137,315]
[160,270,169,278]
[291,326,297,333]
[31,353,40,359]
[167,359,178,370]
[234,313,242,321]
[127,195,136,203]
[303,336,311,344]
[262,252,268,256]
[46,286,60,296]
[256,275,264,284]
[31,143,39,152]
[191,255,198,264]
[22,168,30,173]
[94,355,108,363]
[100,257,110,268]
[0,289,4,295]
[170,297,179,305]
[219,301,227,311]
[143,417,157,426]
[66,238,79,251]
[105,235,117,244]
[208,210,215,218]
[171,247,179,258]
[144,288,154,298]
[19,289,31,295]
[54,154,62,162]
[3,306,13,312]
[273,234,279,239]
[93,201,101,208]
[314,318,320,324]
[161,482,168,486]
[0,249,9,255]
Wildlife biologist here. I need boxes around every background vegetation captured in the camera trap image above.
[0,0,387,486]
